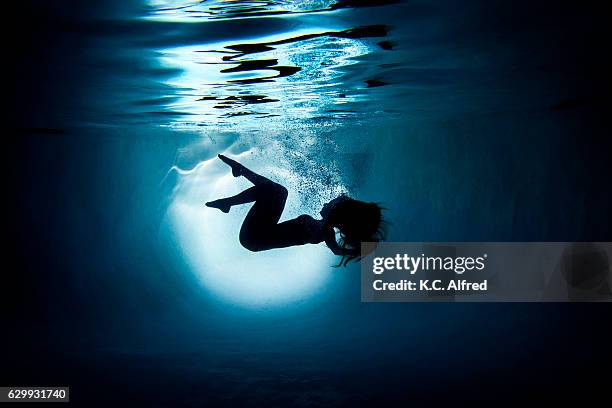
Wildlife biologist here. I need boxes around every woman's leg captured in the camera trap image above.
[205,154,278,212]
[205,186,259,213]
[217,154,270,186]
[205,155,288,251]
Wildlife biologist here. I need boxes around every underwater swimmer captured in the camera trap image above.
[205,155,386,265]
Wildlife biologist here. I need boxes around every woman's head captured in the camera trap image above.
[321,194,386,266]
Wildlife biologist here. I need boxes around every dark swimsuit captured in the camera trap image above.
[275,215,324,246]
[238,179,325,251]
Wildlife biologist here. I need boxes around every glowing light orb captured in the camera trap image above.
[167,152,334,307]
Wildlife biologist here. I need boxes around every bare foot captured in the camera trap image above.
[205,199,231,213]
[218,154,243,177]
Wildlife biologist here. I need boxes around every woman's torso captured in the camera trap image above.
[275,215,325,246]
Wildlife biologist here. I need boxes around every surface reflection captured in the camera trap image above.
[159,25,390,128]
[149,0,398,21]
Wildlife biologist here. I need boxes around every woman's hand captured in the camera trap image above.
[324,228,354,256]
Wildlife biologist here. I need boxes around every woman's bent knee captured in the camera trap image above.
[259,181,287,198]
[239,234,265,252]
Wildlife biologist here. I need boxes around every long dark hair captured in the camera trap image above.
[326,197,387,266]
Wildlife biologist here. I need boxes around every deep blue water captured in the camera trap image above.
[5,0,612,405]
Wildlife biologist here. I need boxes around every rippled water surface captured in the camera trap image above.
[149,0,397,21]
[150,2,405,131]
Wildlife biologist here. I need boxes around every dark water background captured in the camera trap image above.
[5,0,612,405]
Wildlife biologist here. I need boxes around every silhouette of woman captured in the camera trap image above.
[206,155,386,265]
